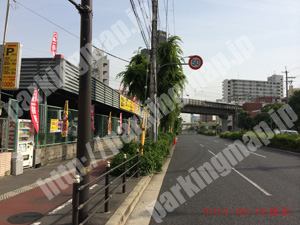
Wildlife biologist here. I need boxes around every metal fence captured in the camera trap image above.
[36,104,141,148]
[72,150,140,225]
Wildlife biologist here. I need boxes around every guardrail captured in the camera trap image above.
[72,149,140,225]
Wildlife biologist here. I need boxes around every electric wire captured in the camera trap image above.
[14,0,130,63]
[129,0,150,48]
[137,0,151,40]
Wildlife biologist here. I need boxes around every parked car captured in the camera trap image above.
[280,130,299,135]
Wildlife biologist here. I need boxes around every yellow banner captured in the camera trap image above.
[120,95,140,115]
[2,43,22,90]
[62,101,69,137]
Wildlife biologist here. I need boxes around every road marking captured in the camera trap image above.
[199,144,204,147]
[246,151,266,158]
[208,150,217,157]
[48,199,72,215]
[232,168,272,196]
[214,140,219,143]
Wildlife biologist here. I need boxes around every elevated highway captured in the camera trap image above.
[180,98,243,131]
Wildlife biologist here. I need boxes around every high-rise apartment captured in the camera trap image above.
[222,75,283,103]
[92,49,110,86]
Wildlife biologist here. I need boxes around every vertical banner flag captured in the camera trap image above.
[118,82,122,92]
[108,112,111,135]
[62,100,69,137]
[91,105,95,132]
[135,120,137,133]
[51,31,58,57]
[120,113,122,133]
[128,118,130,135]
[30,89,39,133]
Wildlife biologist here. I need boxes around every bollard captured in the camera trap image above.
[136,149,140,178]
[122,154,127,193]
[72,175,81,225]
[105,161,110,212]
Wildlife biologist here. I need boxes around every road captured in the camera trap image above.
[146,133,300,225]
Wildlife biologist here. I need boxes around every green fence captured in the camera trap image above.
[37,104,141,148]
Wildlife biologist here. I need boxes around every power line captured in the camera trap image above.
[163,0,169,35]
[14,0,130,63]
[130,0,150,48]
[137,0,151,40]
[172,0,176,35]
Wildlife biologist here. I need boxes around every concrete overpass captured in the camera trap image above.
[180,98,243,131]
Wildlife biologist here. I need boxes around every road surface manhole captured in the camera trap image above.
[7,212,43,224]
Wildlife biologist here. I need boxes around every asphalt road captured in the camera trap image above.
[149,133,300,225]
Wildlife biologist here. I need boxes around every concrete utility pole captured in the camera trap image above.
[282,66,295,102]
[69,0,92,222]
[149,0,158,142]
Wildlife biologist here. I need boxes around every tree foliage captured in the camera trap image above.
[288,90,300,131]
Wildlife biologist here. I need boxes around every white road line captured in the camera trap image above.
[48,199,72,215]
[208,150,217,157]
[214,140,219,143]
[232,168,272,196]
[199,144,204,147]
[246,151,266,158]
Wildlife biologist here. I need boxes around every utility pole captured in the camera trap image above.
[0,0,12,115]
[149,0,158,142]
[282,66,295,102]
[69,0,92,222]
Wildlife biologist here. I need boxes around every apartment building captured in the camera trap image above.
[92,49,110,86]
[222,74,283,103]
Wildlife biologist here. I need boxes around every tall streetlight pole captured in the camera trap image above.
[149,0,158,142]
[69,0,92,222]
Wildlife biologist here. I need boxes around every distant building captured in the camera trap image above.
[288,85,300,97]
[255,96,281,103]
[222,74,283,103]
[141,30,167,56]
[191,114,200,123]
[92,49,110,86]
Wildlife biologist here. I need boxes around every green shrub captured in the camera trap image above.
[111,132,173,176]
[198,130,216,136]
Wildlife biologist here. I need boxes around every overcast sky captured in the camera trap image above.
[1,0,299,101]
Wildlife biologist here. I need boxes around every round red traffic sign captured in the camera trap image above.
[188,55,203,70]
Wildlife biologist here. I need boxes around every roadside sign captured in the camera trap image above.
[188,55,203,70]
[1,42,22,90]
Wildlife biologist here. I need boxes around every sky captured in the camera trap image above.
[0,0,300,102]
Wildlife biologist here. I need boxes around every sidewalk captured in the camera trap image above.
[0,149,115,225]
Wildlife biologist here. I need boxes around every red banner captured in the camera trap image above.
[51,31,58,57]
[30,89,39,133]
[91,105,95,132]
[120,113,122,133]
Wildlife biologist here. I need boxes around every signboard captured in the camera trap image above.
[51,31,58,57]
[188,55,203,70]
[108,112,111,135]
[50,119,62,133]
[1,42,22,90]
[120,95,140,115]
[91,105,95,132]
[62,101,69,137]
[30,89,39,133]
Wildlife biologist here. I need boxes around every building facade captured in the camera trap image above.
[222,74,283,103]
[92,49,110,86]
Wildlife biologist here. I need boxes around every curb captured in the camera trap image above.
[105,174,153,225]
[105,143,176,225]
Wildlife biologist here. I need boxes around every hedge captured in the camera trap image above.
[198,130,216,136]
[111,132,175,176]
[220,131,300,153]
